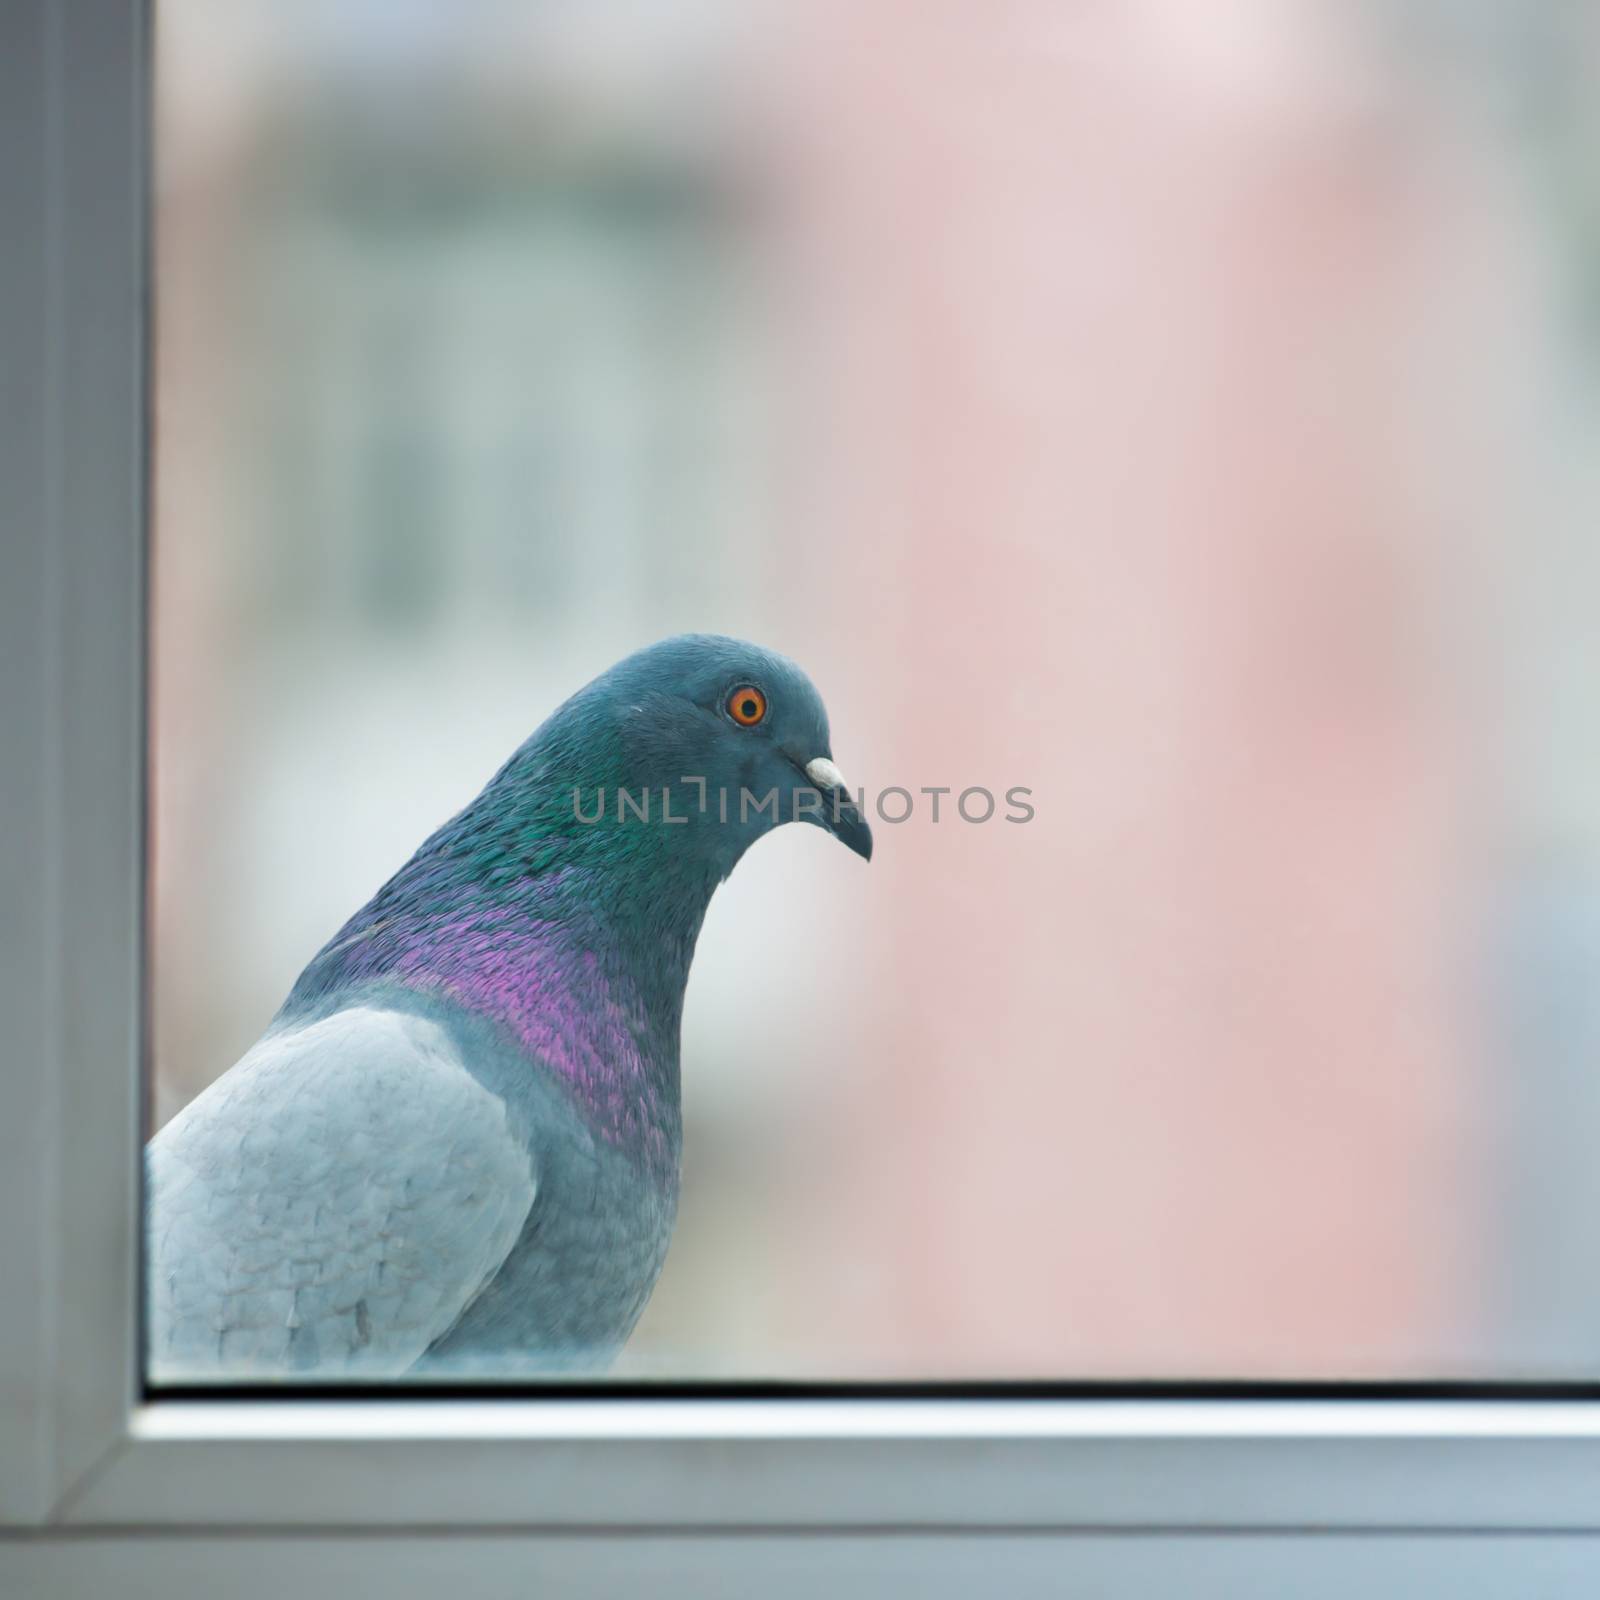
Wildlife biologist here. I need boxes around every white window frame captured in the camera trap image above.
[6,0,1600,1586]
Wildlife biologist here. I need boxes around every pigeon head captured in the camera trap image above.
[281,635,869,1182]
[543,633,873,875]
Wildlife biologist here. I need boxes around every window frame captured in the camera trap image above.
[6,0,1600,1559]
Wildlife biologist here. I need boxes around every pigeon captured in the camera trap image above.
[147,635,871,1379]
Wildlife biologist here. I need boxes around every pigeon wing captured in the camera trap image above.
[147,1005,536,1378]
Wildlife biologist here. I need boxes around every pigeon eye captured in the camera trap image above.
[727,686,768,727]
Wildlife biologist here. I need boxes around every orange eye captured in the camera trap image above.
[727,685,768,726]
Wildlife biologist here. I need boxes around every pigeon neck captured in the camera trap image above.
[282,796,723,1186]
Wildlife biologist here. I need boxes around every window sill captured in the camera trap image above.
[47,1399,1600,1530]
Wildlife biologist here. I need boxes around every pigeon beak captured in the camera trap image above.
[803,756,873,862]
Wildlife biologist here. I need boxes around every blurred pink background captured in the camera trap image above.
[152,2,1600,1377]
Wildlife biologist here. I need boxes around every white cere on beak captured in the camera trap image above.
[805,757,848,791]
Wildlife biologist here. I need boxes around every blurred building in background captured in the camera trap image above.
[154,0,1600,1377]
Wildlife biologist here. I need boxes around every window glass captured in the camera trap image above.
[151,1,1600,1381]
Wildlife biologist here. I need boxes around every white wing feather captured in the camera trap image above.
[148,1006,536,1378]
